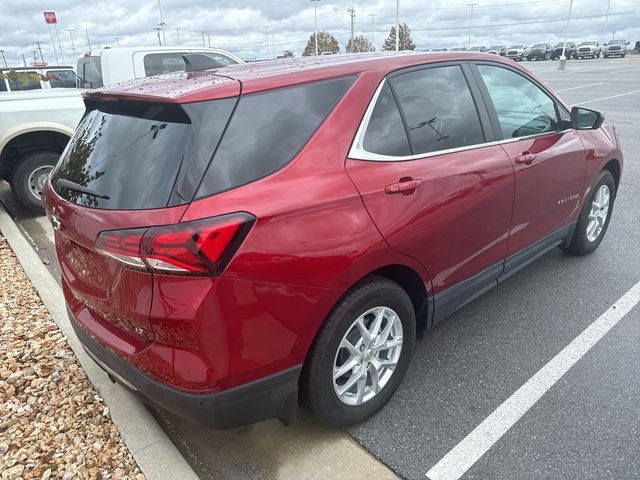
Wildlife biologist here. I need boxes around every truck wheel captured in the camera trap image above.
[11,152,59,213]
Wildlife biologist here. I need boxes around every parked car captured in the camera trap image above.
[432,48,448,52]
[575,41,602,59]
[506,44,528,61]
[635,40,640,53]
[527,43,553,60]
[0,47,241,213]
[603,39,629,58]
[487,45,506,55]
[551,41,576,60]
[0,66,77,93]
[469,46,487,52]
[44,52,623,428]
[76,46,243,88]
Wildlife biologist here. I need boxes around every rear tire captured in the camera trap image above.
[563,170,616,255]
[10,152,59,213]
[301,277,416,427]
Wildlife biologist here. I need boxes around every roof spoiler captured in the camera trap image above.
[182,54,227,72]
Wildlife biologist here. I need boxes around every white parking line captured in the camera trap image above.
[575,89,640,105]
[426,279,640,480]
[557,82,604,92]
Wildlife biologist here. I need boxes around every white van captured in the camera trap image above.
[76,46,243,88]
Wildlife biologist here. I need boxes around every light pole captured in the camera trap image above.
[157,0,166,46]
[66,29,75,52]
[395,0,399,51]
[369,13,376,47]
[467,3,478,50]
[601,0,612,44]
[558,0,574,70]
[311,0,321,55]
[0,50,7,68]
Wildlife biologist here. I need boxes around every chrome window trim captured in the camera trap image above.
[349,73,573,163]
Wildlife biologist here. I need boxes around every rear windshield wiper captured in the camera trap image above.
[56,178,110,200]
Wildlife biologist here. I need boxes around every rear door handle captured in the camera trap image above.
[385,178,423,195]
[514,152,537,165]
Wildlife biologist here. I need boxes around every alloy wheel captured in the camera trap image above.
[586,184,610,242]
[333,306,403,406]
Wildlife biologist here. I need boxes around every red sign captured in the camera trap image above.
[43,11,57,24]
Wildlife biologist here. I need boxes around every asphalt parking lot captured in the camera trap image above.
[1,55,639,480]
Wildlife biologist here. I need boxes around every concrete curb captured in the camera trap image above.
[0,205,198,480]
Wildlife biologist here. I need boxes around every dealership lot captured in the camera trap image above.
[1,56,639,479]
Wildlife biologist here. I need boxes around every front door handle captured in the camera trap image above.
[514,151,537,165]
[385,177,423,195]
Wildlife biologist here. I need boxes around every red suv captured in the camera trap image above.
[43,52,622,428]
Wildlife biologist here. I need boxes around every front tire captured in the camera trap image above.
[301,277,416,427]
[10,151,59,213]
[563,170,616,255]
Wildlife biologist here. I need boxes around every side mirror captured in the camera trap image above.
[626,41,630,45]
[571,106,604,130]
[603,42,608,46]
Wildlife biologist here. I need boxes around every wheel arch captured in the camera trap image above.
[0,123,73,178]
[367,265,431,333]
[602,158,621,191]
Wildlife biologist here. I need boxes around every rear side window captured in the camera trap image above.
[389,65,485,155]
[362,83,411,157]
[8,72,41,91]
[196,76,354,198]
[0,79,6,92]
[143,52,237,76]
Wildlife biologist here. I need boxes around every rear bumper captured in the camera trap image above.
[70,313,302,429]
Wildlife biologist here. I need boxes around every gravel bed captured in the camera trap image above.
[0,235,145,480]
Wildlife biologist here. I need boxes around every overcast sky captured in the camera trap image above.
[1,0,638,67]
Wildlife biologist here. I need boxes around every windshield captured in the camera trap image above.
[510,45,525,49]
[489,46,502,50]
[609,40,625,45]
[532,44,546,48]
[580,41,596,46]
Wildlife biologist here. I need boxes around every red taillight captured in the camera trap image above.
[95,213,255,275]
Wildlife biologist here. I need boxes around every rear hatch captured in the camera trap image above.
[46,77,240,348]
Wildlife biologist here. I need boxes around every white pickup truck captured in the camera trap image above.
[0,46,242,212]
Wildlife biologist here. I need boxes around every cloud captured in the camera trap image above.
[0,0,638,66]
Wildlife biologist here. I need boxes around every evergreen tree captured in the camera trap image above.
[382,23,416,51]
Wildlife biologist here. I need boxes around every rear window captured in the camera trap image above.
[51,98,236,209]
[77,57,103,88]
[8,72,41,91]
[196,76,354,199]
